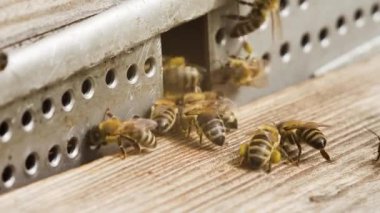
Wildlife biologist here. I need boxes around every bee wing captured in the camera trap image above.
[279,120,330,130]
[270,10,283,42]
[131,118,158,131]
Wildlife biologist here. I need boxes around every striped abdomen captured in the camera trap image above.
[151,105,178,134]
[125,128,156,149]
[247,133,273,169]
[197,112,226,146]
[163,66,200,95]
[230,3,267,37]
[298,128,327,150]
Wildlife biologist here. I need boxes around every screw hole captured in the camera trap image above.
[2,165,15,188]
[300,33,311,52]
[48,145,61,167]
[371,4,380,21]
[81,78,94,99]
[25,153,38,176]
[280,0,289,16]
[42,98,54,119]
[21,110,34,131]
[144,57,156,77]
[61,90,74,111]
[215,28,227,45]
[298,0,308,10]
[105,69,117,88]
[336,16,347,34]
[354,9,365,27]
[0,121,11,142]
[319,27,330,47]
[67,137,79,158]
[0,52,7,71]
[279,42,291,62]
[126,64,138,83]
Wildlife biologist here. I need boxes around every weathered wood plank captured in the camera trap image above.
[0,54,379,212]
[0,0,124,49]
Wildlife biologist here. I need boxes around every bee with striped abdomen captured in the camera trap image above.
[277,120,331,163]
[86,109,157,158]
[239,124,287,172]
[163,56,205,99]
[181,91,238,131]
[150,98,179,134]
[182,105,226,146]
[225,0,282,39]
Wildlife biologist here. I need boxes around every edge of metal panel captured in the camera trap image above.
[0,0,228,107]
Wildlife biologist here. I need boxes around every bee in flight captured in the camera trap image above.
[150,97,179,134]
[221,55,267,87]
[86,109,158,158]
[214,40,268,88]
[277,120,332,164]
[163,56,205,99]
[225,0,282,39]
[240,123,289,173]
[365,128,380,162]
[181,103,226,146]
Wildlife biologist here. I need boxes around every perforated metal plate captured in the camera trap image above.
[207,0,380,105]
[0,37,162,192]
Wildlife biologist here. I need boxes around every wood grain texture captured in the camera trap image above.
[0,55,380,212]
[0,0,124,49]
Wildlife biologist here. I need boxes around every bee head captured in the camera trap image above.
[86,126,106,148]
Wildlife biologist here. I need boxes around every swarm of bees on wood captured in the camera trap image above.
[85,0,380,173]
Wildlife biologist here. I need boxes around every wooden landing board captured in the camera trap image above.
[0,55,380,212]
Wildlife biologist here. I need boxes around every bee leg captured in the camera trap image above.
[186,125,192,137]
[320,149,332,162]
[264,162,272,173]
[198,131,203,145]
[131,142,141,154]
[237,0,254,6]
[223,14,249,21]
[295,140,302,165]
[279,147,296,166]
[376,144,380,161]
[117,140,127,159]
[239,157,245,166]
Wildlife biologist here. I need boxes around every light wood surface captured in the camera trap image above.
[0,54,379,212]
[0,0,123,49]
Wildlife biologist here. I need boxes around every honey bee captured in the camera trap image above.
[86,109,157,158]
[239,124,287,172]
[221,55,267,87]
[277,120,331,163]
[163,56,205,99]
[150,98,178,134]
[182,91,222,105]
[365,128,380,161]
[226,0,282,39]
[181,91,238,131]
[182,106,226,146]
